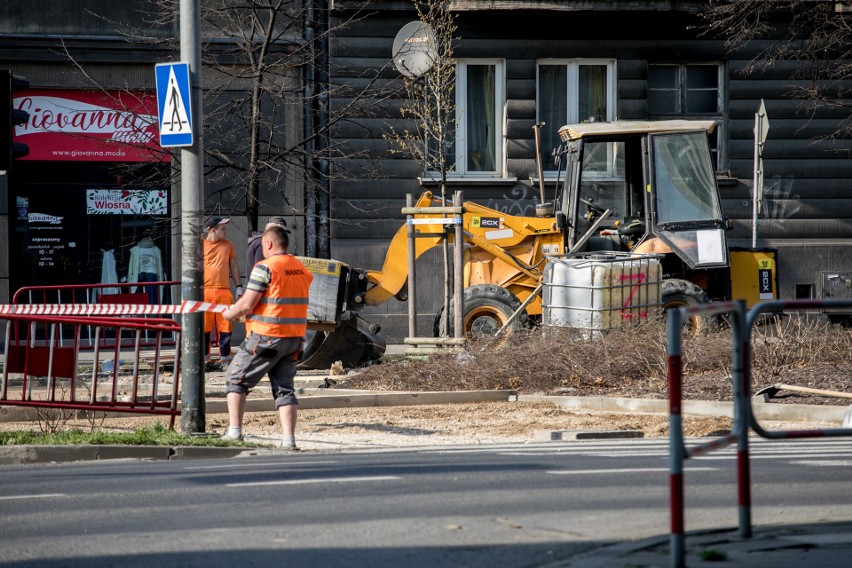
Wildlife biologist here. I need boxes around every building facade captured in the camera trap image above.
[0,1,309,314]
[327,1,852,340]
[3,2,852,345]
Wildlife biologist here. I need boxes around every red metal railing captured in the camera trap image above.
[12,281,181,350]
[1,313,182,428]
[667,299,852,568]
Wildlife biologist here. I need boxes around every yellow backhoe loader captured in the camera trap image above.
[355,120,778,337]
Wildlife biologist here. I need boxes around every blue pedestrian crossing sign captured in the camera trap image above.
[155,62,193,147]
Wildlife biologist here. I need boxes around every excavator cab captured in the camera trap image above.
[560,133,645,252]
[557,120,734,312]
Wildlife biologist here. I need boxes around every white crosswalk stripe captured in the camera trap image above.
[422,438,852,468]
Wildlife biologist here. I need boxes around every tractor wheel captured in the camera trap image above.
[433,284,530,339]
[661,278,715,334]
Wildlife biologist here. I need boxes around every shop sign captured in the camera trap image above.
[26,211,66,270]
[12,90,169,163]
[86,189,168,215]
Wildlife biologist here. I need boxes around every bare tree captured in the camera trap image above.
[69,0,386,247]
[700,1,852,142]
[383,0,458,336]
[384,0,458,192]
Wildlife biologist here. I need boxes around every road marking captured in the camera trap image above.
[790,460,852,467]
[546,467,718,475]
[184,460,337,470]
[227,475,400,487]
[694,453,852,461]
[0,493,66,500]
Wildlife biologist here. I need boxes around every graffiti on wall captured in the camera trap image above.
[744,175,801,230]
[480,185,538,217]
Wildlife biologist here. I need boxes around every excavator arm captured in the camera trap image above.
[361,191,561,309]
[363,192,446,306]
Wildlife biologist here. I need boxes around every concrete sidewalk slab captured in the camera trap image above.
[560,521,852,568]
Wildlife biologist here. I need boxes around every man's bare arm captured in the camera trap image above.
[223,289,262,322]
[229,257,241,287]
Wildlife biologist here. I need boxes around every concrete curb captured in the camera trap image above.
[207,389,518,414]
[0,443,247,465]
[0,390,517,422]
[521,395,847,423]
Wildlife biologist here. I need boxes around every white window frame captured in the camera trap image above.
[450,59,506,178]
[647,62,726,171]
[536,59,616,178]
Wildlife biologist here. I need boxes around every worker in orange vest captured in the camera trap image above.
[221,225,312,450]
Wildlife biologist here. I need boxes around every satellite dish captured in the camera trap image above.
[392,21,437,79]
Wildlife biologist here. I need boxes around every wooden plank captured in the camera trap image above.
[730,157,852,179]
[730,139,852,159]
[507,78,535,100]
[727,218,852,239]
[506,98,536,118]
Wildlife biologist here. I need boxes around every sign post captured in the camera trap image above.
[158,0,205,435]
[752,99,769,248]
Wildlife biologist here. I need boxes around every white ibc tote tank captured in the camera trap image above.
[542,252,663,335]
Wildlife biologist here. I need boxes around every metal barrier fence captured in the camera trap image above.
[667,299,852,568]
[11,281,181,349]
[0,313,182,428]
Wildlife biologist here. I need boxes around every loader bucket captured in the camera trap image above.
[298,315,386,371]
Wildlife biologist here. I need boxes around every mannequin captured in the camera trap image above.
[99,245,120,298]
[128,236,164,303]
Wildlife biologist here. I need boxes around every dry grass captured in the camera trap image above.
[338,315,852,405]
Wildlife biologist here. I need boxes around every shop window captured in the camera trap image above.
[11,175,171,299]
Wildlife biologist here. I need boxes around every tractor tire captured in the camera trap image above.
[433,284,530,339]
[661,278,715,334]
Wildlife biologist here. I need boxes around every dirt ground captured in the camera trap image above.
[1,393,837,450]
[2,318,850,446]
[0,399,736,446]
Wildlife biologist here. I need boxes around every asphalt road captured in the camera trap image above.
[2,437,852,567]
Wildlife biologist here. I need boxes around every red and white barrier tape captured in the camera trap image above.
[0,301,227,317]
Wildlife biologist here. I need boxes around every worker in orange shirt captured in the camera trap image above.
[203,216,242,369]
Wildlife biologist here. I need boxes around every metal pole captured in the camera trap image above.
[732,300,752,538]
[406,194,416,339]
[303,0,315,257]
[751,118,759,249]
[180,0,205,434]
[453,190,464,338]
[667,306,686,568]
[533,122,546,204]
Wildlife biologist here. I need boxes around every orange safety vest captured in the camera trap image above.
[245,254,313,338]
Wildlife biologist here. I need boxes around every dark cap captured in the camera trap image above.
[204,216,230,231]
[266,216,291,233]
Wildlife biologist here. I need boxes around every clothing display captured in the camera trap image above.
[99,249,120,297]
[128,237,164,303]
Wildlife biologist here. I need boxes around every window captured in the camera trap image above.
[447,60,505,176]
[648,63,724,169]
[537,60,615,172]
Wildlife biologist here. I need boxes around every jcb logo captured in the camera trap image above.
[473,216,502,229]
